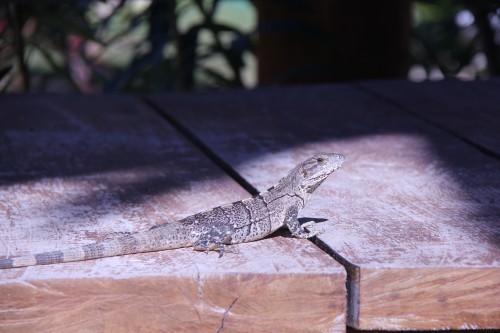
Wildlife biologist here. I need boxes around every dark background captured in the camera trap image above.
[1,0,499,93]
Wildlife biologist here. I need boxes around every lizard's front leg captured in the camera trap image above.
[284,205,322,238]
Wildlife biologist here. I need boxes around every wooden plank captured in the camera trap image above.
[358,79,500,157]
[488,77,500,85]
[148,82,500,330]
[0,95,346,333]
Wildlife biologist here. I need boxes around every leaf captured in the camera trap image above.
[27,38,81,92]
[25,7,100,43]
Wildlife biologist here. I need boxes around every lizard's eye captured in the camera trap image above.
[317,157,324,163]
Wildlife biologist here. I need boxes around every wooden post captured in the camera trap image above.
[256,0,410,84]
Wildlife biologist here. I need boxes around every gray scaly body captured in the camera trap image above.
[0,153,345,269]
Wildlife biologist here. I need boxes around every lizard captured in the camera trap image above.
[0,153,344,269]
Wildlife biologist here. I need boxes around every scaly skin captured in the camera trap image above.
[0,153,345,269]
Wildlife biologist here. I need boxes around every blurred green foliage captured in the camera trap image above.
[0,0,498,92]
[411,0,500,80]
[0,0,256,92]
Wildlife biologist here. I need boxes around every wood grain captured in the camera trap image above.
[0,95,346,333]
[358,268,499,330]
[0,236,345,333]
[358,79,500,157]
[148,81,500,330]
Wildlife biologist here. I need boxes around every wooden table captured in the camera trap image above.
[1,79,499,332]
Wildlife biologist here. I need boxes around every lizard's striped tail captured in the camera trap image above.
[0,225,192,269]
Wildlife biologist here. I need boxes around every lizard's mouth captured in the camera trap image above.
[305,176,328,193]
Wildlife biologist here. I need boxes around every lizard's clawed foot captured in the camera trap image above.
[215,244,226,258]
[301,221,325,237]
[291,227,323,239]
[193,228,233,257]
[301,221,317,229]
[193,241,227,257]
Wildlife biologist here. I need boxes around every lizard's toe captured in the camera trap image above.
[301,221,317,229]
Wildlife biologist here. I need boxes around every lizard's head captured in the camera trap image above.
[294,153,345,195]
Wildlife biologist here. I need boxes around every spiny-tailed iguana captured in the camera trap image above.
[0,153,344,269]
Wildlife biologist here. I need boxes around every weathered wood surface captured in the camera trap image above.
[148,81,500,330]
[358,79,500,157]
[0,95,347,333]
